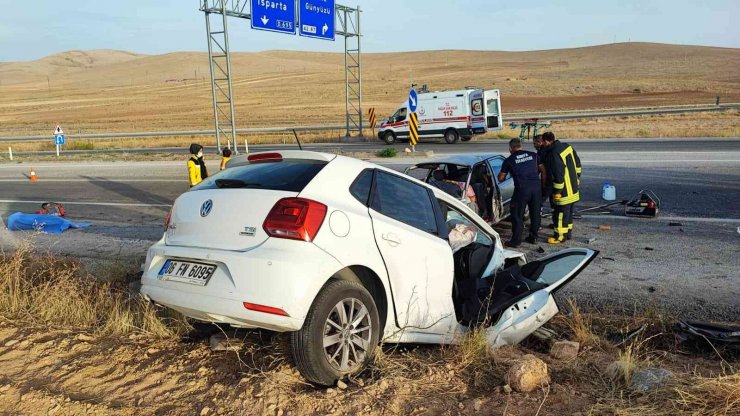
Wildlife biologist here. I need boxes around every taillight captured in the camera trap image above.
[263,198,327,242]
[243,302,289,317]
[164,204,174,230]
[248,152,283,163]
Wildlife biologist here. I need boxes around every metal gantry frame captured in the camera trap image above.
[200,0,363,153]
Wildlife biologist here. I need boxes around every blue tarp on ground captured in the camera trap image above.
[6,213,91,234]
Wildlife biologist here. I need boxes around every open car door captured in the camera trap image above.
[484,89,503,132]
[484,248,598,347]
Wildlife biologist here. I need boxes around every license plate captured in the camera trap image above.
[158,259,217,286]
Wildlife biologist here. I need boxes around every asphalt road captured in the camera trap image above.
[1,138,738,321]
[1,138,739,221]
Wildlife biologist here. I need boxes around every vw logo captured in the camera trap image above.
[200,199,213,217]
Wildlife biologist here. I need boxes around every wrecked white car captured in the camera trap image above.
[140,151,597,386]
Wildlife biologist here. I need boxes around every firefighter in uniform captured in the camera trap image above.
[541,132,582,244]
[498,138,545,247]
[187,143,209,187]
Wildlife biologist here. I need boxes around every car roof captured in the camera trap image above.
[416,153,505,167]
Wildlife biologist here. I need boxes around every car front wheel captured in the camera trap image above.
[290,280,380,386]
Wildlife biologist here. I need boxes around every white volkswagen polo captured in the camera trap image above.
[140,151,597,386]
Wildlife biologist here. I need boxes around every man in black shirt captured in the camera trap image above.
[498,138,545,247]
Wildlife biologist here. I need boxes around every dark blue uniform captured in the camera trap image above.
[501,150,542,245]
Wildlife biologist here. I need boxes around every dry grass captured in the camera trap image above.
[0,240,190,338]
[561,298,601,347]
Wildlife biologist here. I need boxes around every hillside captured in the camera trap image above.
[0,43,738,136]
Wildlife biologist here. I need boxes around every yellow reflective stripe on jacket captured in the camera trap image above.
[553,182,565,190]
[554,192,580,205]
[188,158,202,186]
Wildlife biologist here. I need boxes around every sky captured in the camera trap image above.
[0,0,738,61]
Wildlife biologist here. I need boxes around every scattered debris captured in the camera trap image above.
[502,384,513,394]
[424,150,435,158]
[404,148,412,153]
[644,247,654,251]
[598,225,611,231]
[609,324,648,347]
[532,327,558,342]
[336,380,348,390]
[536,247,546,254]
[550,341,580,360]
[506,354,550,393]
[675,321,740,345]
[631,368,673,393]
[586,237,598,244]
[668,222,683,227]
[648,287,656,293]
[602,257,616,262]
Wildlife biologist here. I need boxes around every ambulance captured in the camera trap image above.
[378,88,503,144]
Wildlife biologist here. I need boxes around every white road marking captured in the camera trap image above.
[581,214,740,224]
[0,199,171,208]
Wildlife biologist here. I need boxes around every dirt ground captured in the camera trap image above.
[0,315,736,415]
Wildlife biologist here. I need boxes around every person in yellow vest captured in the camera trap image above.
[187,143,208,187]
[220,148,232,171]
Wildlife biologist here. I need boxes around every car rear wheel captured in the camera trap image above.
[290,280,380,386]
[444,129,460,144]
[382,131,396,145]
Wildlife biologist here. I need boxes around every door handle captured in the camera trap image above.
[382,233,401,245]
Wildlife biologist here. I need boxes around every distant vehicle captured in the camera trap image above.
[378,88,503,144]
[140,151,596,386]
[406,153,516,224]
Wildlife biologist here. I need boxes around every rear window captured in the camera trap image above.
[192,159,327,192]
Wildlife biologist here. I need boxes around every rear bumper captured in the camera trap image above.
[140,238,342,332]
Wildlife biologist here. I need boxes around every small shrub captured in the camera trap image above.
[67,141,95,151]
[376,147,398,158]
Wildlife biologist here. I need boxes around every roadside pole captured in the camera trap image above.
[53,125,65,158]
[408,88,419,152]
[8,147,12,161]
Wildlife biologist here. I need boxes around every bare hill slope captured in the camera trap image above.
[0,43,738,135]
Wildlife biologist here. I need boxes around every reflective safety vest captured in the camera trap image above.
[548,140,582,205]
[187,156,203,187]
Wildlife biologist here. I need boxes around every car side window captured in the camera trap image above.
[371,171,438,235]
[488,157,510,181]
[350,169,374,206]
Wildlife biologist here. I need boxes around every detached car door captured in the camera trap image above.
[368,170,457,336]
[486,248,598,347]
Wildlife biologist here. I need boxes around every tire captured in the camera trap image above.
[382,131,396,145]
[461,136,473,142]
[290,280,380,386]
[444,129,460,144]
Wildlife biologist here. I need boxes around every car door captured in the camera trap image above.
[485,248,598,347]
[484,89,503,131]
[368,170,457,336]
[488,156,515,215]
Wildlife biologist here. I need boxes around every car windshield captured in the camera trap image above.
[191,159,327,192]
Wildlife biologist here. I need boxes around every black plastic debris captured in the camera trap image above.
[668,222,683,227]
[676,321,740,345]
[645,247,655,251]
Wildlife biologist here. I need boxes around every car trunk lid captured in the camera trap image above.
[166,189,296,251]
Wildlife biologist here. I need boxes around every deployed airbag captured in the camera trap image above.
[6,213,91,234]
